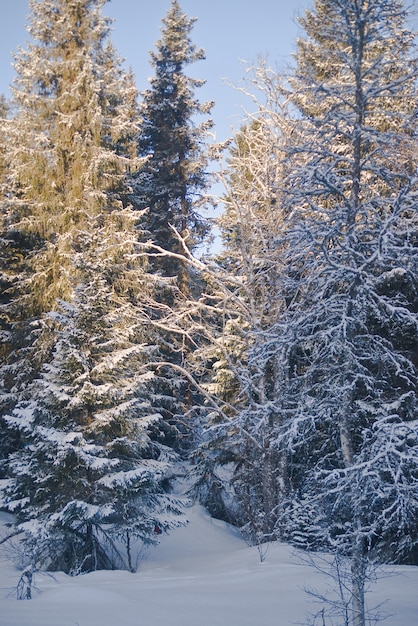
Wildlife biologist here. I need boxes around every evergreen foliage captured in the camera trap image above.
[0,0,186,573]
[1,1,418,610]
[0,94,24,475]
[136,0,213,294]
[131,0,215,456]
[3,267,184,574]
[270,0,418,623]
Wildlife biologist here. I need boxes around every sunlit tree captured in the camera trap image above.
[136,0,213,294]
[0,0,185,573]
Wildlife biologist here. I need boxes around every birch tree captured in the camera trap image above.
[191,67,292,540]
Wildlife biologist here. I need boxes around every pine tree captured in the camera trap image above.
[276,0,418,623]
[0,0,139,420]
[0,0,185,573]
[136,0,213,294]
[0,95,7,183]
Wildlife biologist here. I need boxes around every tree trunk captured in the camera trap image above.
[351,540,366,626]
[339,390,366,626]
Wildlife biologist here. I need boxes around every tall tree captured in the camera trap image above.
[0,94,21,475]
[0,0,139,418]
[0,0,185,574]
[136,0,213,294]
[276,0,418,623]
[2,240,184,574]
[129,0,215,456]
[190,66,292,538]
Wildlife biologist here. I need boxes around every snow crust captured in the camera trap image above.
[0,506,417,626]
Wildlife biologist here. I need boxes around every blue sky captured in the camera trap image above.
[0,0,310,141]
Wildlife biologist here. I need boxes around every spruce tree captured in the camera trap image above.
[0,95,21,475]
[136,0,213,294]
[3,241,184,574]
[0,0,185,574]
[276,0,418,622]
[129,1,215,456]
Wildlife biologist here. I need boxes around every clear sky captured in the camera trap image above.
[0,0,311,142]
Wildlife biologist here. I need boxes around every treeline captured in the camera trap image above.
[1,0,417,623]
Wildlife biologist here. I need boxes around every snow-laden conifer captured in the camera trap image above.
[275,0,418,623]
[0,94,22,474]
[2,239,184,574]
[0,0,186,573]
[129,1,215,456]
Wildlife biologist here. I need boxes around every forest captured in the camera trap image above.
[0,1,417,625]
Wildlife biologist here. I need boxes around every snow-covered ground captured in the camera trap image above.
[0,504,417,626]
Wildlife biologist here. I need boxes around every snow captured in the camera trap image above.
[0,506,417,626]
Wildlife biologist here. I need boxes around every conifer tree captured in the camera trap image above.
[276,0,418,623]
[0,95,21,475]
[2,236,184,574]
[0,95,6,182]
[129,1,215,456]
[136,0,213,294]
[0,0,185,573]
[0,0,139,417]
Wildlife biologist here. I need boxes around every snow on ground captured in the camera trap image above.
[0,505,417,626]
